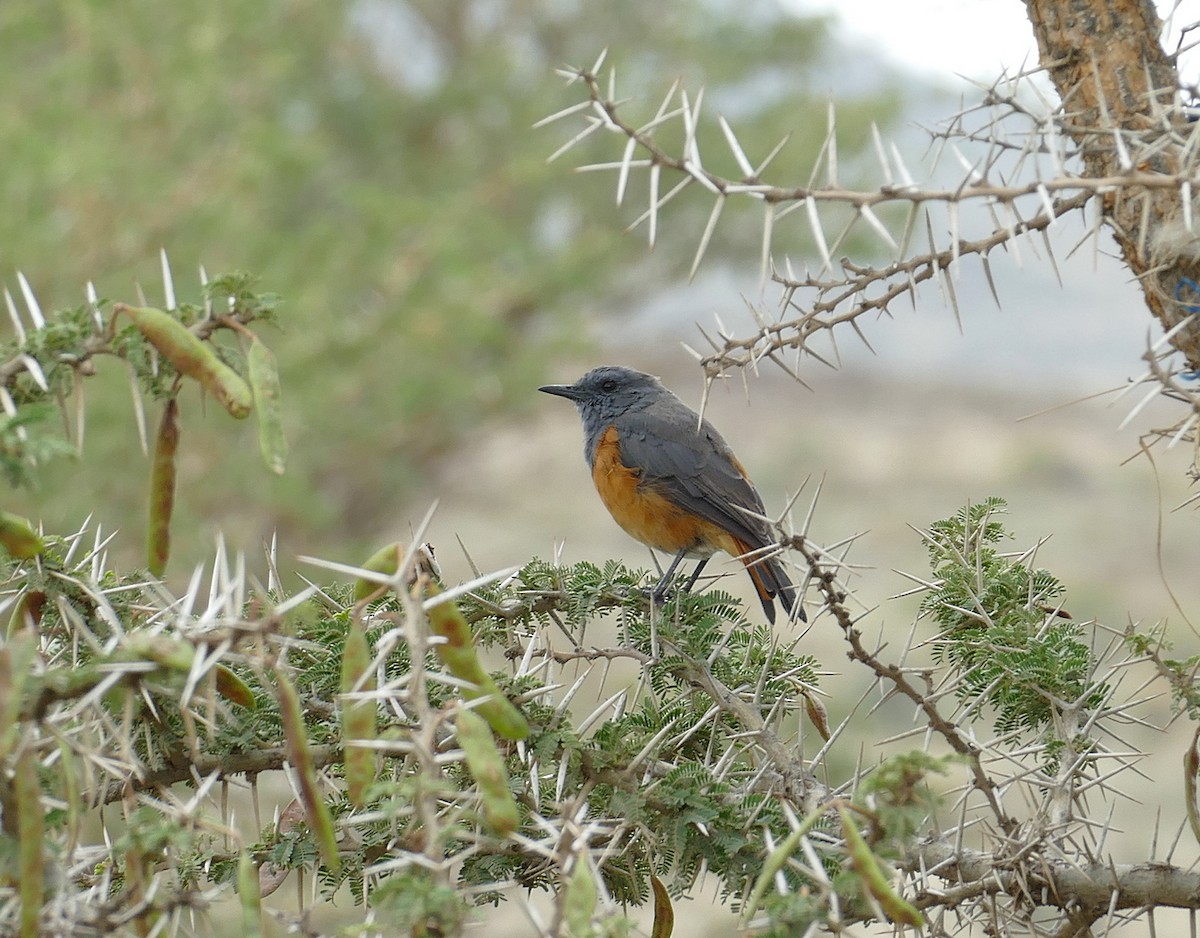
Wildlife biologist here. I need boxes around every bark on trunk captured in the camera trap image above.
[1024,0,1200,366]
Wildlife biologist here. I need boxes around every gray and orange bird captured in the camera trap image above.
[540,365,804,623]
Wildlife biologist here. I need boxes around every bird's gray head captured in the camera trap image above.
[539,366,664,421]
[539,366,667,461]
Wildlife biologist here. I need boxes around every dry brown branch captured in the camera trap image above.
[911,838,1200,915]
[86,744,343,808]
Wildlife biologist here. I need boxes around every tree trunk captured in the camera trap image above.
[1024,0,1200,367]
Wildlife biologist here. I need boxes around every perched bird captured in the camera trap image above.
[539,365,804,623]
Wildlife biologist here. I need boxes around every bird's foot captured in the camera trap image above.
[640,584,668,606]
[640,580,675,607]
[649,574,698,608]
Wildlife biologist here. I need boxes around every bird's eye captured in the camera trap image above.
[600,379,618,393]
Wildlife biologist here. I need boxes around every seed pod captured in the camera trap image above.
[122,632,196,673]
[215,664,257,710]
[650,874,675,938]
[425,584,529,741]
[6,590,45,639]
[802,690,831,742]
[353,542,402,602]
[353,542,440,602]
[1187,727,1200,848]
[247,337,287,474]
[0,512,43,560]
[259,800,304,898]
[563,857,597,937]
[274,668,340,872]
[237,850,264,938]
[146,397,179,578]
[0,632,35,763]
[16,747,43,938]
[456,708,519,835]
[838,804,923,927]
[57,740,82,853]
[115,303,252,418]
[340,620,376,807]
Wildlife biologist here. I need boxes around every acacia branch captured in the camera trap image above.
[698,190,1094,373]
[912,838,1200,914]
[670,655,822,807]
[789,534,1020,838]
[553,26,1200,392]
[571,67,1196,209]
[89,744,343,807]
[0,310,261,391]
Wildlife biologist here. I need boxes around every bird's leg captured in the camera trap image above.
[681,557,709,593]
[650,548,691,603]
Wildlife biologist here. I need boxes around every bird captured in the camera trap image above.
[539,365,805,624]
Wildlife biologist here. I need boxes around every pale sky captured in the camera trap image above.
[796,0,1196,84]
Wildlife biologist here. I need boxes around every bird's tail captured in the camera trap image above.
[737,542,806,624]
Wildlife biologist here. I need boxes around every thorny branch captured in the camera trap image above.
[89,744,343,807]
[545,19,1200,463]
[7,496,1200,937]
[0,282,263,395]
[671,653,821,807]
[761,500,1200,934]
[726,190,1094,375]
[910,839,1200,916]
[788,533,1019,838]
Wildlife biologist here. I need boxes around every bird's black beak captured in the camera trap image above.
[538,383,582,401]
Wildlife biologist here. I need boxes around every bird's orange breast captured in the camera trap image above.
[591,425,737,556]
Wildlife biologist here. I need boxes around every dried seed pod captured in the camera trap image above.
[247,337,287,474]
[802,689,831,742]
[650,874,675,938]
[115,303,252,418]
[258,800,304,898]
[5,590,45,638]
[146,397,179,578]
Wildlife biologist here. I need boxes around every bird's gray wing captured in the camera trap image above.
[615,402,772,549]
[617,400,802,622]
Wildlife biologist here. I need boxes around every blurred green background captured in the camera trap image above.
[0,0,905,571]
[8,4,1200,935]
